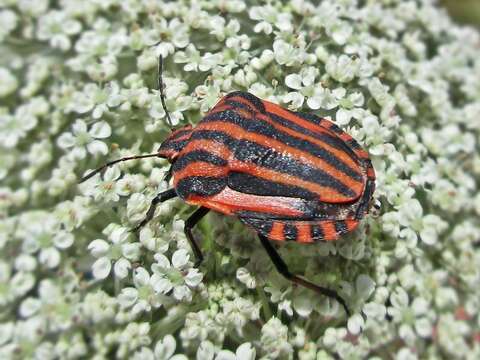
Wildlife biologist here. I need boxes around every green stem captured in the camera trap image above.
[150,302,205,339]
[257,287,273,320]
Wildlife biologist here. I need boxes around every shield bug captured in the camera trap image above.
[81,56,376,316]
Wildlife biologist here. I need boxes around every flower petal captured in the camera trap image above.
[236,343,256,360]
[92,257,111,279]
[114,258,131,279]
[154,334,176,360]
[89,121,111,139]
[172,249,189,269]
[87,140,108,155]
[118,287,138,308]
[39,247,60,268]
[88,239,110,257]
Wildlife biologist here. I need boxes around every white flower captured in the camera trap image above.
[0,104,38,148]
[17,0,49,17]
[119,267,163,315]
[174,44,222,72]
[134,334,188,360]
[344,274,386,335]
[222,297,261,333]
[236,267,256,289]
[152,334,188,360]
[68,82,123,118]
[326,55,359,83]
[81,290,117,324]
[57,119,111,159]
[37,10,82,51]
[283,67,318,109]
[88,226,140,280]
[0,10,17,41]
[0,67,18,98]
[152,18,190,57]
[214,343,256,360]
[307,86,346,110]
[260,317,292,359]
[17,211,73,269]
[147,77,193,128]
[249,5,293,34]
[273,39,305,66]
[0,261,35,306]
[117,322,152,357]
[387,287,434,345]
[151,249,203,301]
[19,279,74,331]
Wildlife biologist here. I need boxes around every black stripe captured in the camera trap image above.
[175,176,226,199]
[173,150,228,172]
[355,179,375,219]
[189,130,357,198]
[292,111,360,160]
[161,139,189,151]
[346,139,361,150]
[267,111,354,156]
[334,220,348,235]
[226,91,265,113]
[228,171,318,201]
[240,217,273,235]
[225,100,256,114]
[311,224,324,241]
[203,110,362,183]
[284,223,298,241]
[238,210,309,220]
[294,112,337,131]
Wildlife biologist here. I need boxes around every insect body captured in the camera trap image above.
[81,61,375,316]
[159,91,375,244]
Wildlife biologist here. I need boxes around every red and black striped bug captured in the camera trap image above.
[81,56,376,316]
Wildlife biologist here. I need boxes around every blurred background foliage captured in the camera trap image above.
[443,0,480,27]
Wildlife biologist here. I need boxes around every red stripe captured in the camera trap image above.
[187,188,306,218]
[345,219,359,232]
[173,162,228,187]
[296,222,313,243]
[321,221,338,241]
[269,222,286,241]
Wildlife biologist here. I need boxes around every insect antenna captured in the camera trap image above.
[79,153,162,183]
[158,55,173,128]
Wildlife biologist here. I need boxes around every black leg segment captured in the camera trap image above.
[184,207,210,267]
[131,188,177,232]
[258,234,350,316]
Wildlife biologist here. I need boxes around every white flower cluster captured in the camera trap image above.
[1,0,479,358]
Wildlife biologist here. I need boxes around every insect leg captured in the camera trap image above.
[131,188,177,232]
[257,234,350,316]
[184,207,210,267]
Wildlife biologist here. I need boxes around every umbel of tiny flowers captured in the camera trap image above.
[1,0,480,358]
